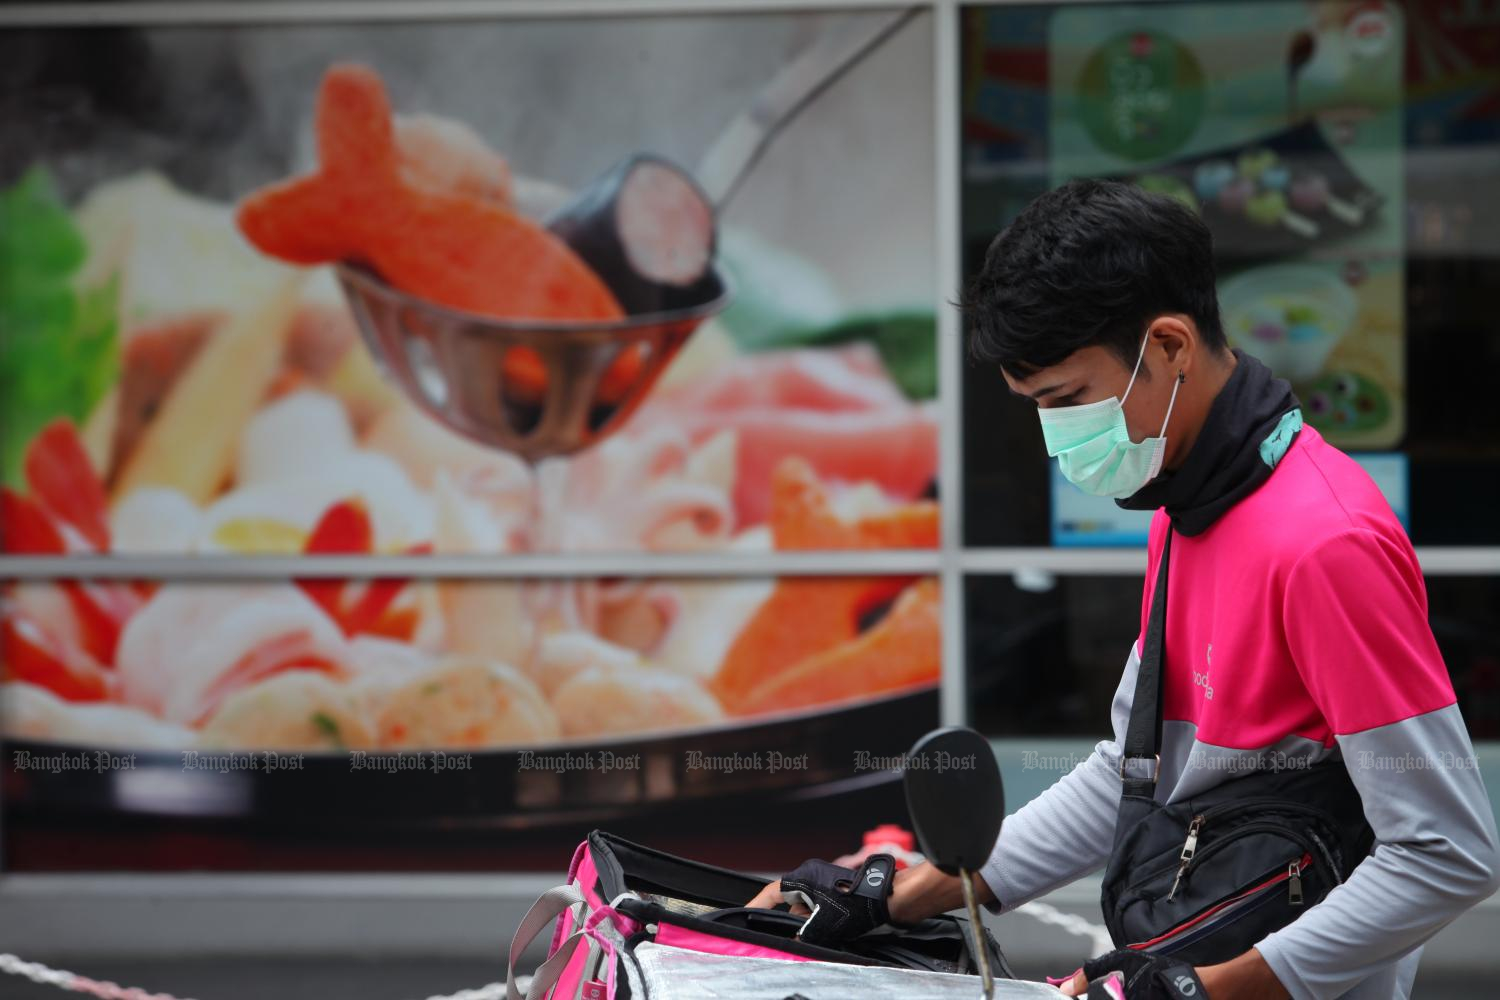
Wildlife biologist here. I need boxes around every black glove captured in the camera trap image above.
[778,853,896,945]
[1080,950,1206,1000]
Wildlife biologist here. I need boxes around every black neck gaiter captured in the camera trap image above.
[1116,350,1301,536]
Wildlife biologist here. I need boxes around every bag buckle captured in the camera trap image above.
[1118,754,1160,785]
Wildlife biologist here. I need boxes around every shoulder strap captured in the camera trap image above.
[507,884,586,1000]
[1121,528,1172,799]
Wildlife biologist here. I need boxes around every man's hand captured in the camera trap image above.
[1059,947,1289,999]
[745,878,810,916]
[1057,950,1203,999]
[767,854,896,945]
[746,860,996,932]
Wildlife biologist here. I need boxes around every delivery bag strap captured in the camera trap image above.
[507,884,586,1000]
[1120,528,1172,801]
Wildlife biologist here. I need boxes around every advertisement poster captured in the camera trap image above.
[1049,1,1406,452]
[2,571,940,870]
[0,11,939,559]
[0,11,941,871]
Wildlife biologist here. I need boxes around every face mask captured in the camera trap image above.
[1036,334,1183,499]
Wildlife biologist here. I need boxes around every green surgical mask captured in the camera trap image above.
[1037,334,1183,500]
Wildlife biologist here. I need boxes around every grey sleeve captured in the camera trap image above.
[976,643,1137,913]
[1255,703,1500,999]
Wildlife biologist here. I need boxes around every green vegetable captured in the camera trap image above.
[730,310,938,401]
[0,167,119,484]
[310,711,344,746]
[1284,302,1320,325]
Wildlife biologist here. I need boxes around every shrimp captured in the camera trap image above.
[532,425,735,553]
[550,662,723,739]
[652,578,774,682]
[199,669,374,750]
[2,681,193,749]
[440,581,534,669]
[116,584,350,725]
[2,586,115,701]
[518,578,684,658]
[531,631,639,697]
[364,402,533,501]
[371,656,559,749]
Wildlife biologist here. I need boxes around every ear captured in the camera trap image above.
[1147,315,1196,374]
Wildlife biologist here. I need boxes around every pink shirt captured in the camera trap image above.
[1141,424,1455,751]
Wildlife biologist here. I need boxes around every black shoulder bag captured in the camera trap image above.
[1099,529,1376,966]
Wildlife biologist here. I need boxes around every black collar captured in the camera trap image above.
[1116,350,1301,536]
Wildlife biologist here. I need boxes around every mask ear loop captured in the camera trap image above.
[1120,333,1153,404]
[1158,371,1185,437]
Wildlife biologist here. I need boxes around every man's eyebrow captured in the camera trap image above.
[1008,381,1069,401]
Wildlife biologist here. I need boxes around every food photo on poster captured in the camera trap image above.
[0,10,944,871]
[1,467,940,755]
[0,10,939,558]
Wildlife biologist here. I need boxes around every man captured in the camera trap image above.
[747,179,1500,998]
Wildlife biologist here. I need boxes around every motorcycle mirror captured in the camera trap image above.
[902,726,1004,877]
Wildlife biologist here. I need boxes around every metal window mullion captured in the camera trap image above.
[958,546,1500,576]
[0,550,945,581]
[0,0,929,28]
[934,0,967,728]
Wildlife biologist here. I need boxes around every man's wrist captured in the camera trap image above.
[887,861,990,925]
[1196,947,1289,1000]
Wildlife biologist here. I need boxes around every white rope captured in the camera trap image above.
[0,953,525,1000]
[1012,902,1114,958]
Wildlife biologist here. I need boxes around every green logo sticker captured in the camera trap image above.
[1077,30,1205,162]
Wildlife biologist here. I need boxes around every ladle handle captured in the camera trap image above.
[694,6,920,209]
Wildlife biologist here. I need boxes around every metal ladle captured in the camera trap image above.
[338,7,919,462]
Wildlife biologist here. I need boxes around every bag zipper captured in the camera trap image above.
[1190,796,1335,827]
[1129,852,1312,952]
[1307,829,1344,886]
[1124,800,1335,898]
[1166,815,1204,901]
[1122,822,1304,902]
[1171,820,1321,889]
[1161,812,1330,903]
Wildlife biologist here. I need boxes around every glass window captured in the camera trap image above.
[967,573,1500,740]
[961,1,1500,547]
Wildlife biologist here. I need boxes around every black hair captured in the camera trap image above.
[961,178,1227,377]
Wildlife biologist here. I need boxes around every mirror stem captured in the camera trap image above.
[959,868,994,1000]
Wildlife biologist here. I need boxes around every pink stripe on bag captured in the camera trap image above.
[550,840,592,954]
[548,901,635,1000]
[654,922,815,963]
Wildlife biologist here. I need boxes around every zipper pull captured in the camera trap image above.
[1166,815,1205,902]
[1180,815,1204,863]
[1287,861,1304,907]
